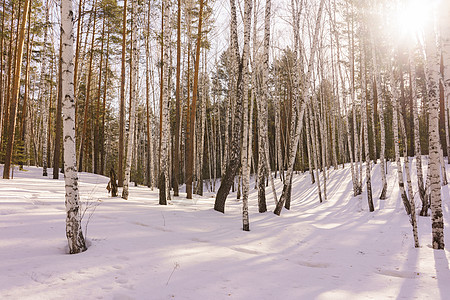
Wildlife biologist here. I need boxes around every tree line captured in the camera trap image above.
[0,0,448,252]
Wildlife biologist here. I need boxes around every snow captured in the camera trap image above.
[1,161,450,299]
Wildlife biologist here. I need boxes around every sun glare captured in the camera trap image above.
[395,0,440,40]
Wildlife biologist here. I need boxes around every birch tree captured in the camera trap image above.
[409,47,426,215]
[118,0,127,187]
[361,37,374,212]
[214,0,247,213]
[61,0,87,254]
[391,63,412,215]
[122,0,138,200]
[241,0,252,231]
[424,14,445,250]
[370,26,387,200]
[274,0,325,215]
[159,0,170,205]
[399,108,419,247]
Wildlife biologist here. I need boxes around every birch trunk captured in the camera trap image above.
[371,29,387,199]
[274,0,325,215]
[61,0,87,254]
[241,0,252,231]
[214,0,247,213]
[424,21,444,248]
[122,0,138,200]
[391,65,412,215]
[400,106,419,247]
[309,104,322,203]
[118,0,127,187]
[361,39,374,211]
[443,2,450,165]
[409,48,426,215]
[159,0,171,205]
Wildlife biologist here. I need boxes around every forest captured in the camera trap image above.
[0,0,449,286]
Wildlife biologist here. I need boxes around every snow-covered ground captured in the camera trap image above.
[1,160,449,299]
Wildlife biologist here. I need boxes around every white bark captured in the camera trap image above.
[391,65,411,215]
[409,48,426,214]
[257,0,277,209]
[443,2,450,163]
[61,0,87,254]
[159,0,171,204]
[399,108,419,247]
[370,29,387,199]
[275,0,325,215]
[122,0,138,200]
[361,39,374,212]
[241,0,252,231]
[424,13,445,249]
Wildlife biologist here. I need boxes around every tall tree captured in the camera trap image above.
[78,0,97,172]
[240,0,252,230]
[41,0,50,176]
[369,25,387,200]
[118,0,127,187]
[53,30,63,179]
[2,0,31,179]
[409,47,426,215]
[391,63,412,216]
[360,35,374,212]
[186,0,205,199]
[274,0,326,215]
[173,0,182,196]
[159,0,171,205]
[214,0,246,213]
[424,12,445,250]
[257,0,277,211]
[61,0,87,254]
[122,0,138,200]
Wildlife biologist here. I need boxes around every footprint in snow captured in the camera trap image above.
[230,246,261,255]
[190,237,209,243]
[132,221,150,227]
[296,261,331,268]
[376,268,419,279]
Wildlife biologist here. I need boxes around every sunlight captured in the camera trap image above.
[395,0,440,40]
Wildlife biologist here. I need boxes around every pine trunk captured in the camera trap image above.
[2,0,30,179]
[53,32,63,179]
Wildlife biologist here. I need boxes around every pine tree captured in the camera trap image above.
[2,0,30,179]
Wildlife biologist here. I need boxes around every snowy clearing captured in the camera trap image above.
[1,161,450,299]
